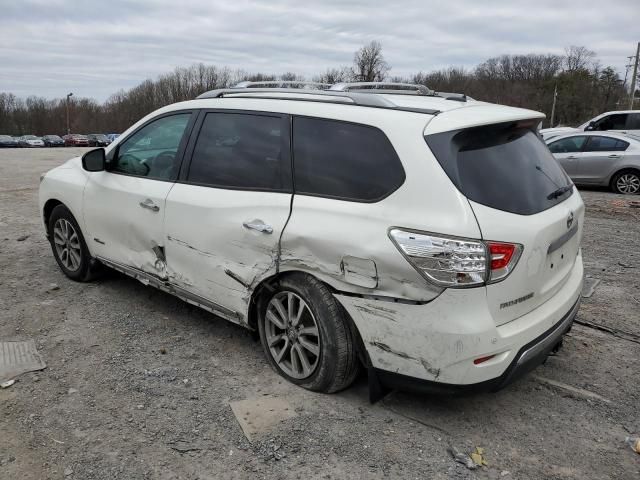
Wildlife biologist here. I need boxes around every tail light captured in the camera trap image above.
[487,242,522,283]
[389,229,521,288]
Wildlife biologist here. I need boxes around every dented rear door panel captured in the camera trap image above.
[163,186,292,322]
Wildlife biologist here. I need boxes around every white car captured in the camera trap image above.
[39,82,584,397]
[540,110,640,141]
[18,135,45,147]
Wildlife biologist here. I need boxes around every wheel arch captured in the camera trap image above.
[43,198,64,236]
[247,270,367,361]
[610,167,640,192]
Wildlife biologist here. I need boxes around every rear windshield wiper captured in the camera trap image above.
[547,184,573,200]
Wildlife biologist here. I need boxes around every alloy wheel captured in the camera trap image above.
[265,291,321,379]
[53,218,82,272]
[616,173,640,194]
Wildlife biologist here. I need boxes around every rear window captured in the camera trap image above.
[584,136,628,152]
[292,117,405,202]
[425,121,573,215]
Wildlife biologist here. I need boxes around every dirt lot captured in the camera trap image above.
[1,147,639,480]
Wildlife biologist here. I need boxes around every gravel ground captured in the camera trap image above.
[1,147,639,480]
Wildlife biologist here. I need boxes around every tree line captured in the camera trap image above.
[0,42,631,136]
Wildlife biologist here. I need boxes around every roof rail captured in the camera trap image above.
[195,88,441,115]
[330,82,432,95]
[234,81,332,90]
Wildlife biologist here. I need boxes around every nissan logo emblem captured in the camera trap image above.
[567,212,574,229]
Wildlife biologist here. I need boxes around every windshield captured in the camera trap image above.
[0,135,12,140]
[425,121,573,215]
[45,135,62,140]
[23,135,37,140]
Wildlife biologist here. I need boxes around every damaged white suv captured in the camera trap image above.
[39,82,584,398]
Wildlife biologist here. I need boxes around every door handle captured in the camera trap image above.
[567,156,577,159]
[608,154,621,158]
[243,220,273,234]
[139,199,160,212]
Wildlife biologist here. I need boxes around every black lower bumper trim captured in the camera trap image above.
[373,297,581,397]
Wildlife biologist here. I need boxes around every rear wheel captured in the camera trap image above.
[611,170,640,194]
[48,205,95,281]
[258,273,360,393]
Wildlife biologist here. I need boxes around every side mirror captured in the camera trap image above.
[585,121,595,131]
[81,148,106,172]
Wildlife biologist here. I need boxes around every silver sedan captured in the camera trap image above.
[546,132,640,194]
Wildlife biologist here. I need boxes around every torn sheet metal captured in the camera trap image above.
[0,340,47,383]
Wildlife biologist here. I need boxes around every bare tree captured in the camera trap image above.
[564,46,596,72]
[352,41,390,82]
[0,44,627,135]
[313,66,353,84]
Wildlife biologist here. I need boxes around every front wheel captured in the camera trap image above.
[611,170,640,195]
[48,205,95,281]
[258,273,360,393]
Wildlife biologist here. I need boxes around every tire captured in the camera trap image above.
[611,170,640,195]
[48,205,96,282]
[258,273,360,393]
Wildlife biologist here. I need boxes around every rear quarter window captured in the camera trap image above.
[292,117,405,202]
[425,121,573,215]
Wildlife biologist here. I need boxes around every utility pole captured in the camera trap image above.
[629,42,639,110]
[622,55,634,89]
[66,92,73,134]
[549,83,558,128]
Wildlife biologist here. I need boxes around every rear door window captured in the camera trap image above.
[292,117,405,202]
[186,112,291,192]
[626,113,640,130]
[583,136,629,152]
[425,121,573,215]
[548,136,587,153]
[593,113,628,131]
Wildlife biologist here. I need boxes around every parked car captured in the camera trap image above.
[547,131,640,194]
[87,134,111,147]
[39,82,584,396]
[18,135,45,147]
[42,135,65,147]
[105,133,120,143]
[63,134,89,147]
[0,135,19,147]
[541,110,640,141]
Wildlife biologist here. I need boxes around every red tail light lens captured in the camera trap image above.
[487,241,522,283]
[488,242,516,270]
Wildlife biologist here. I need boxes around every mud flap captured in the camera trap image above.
[368,363,392,404]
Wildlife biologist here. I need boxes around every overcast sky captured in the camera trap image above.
[1,0,638,102]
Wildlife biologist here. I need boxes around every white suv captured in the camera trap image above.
[540,110,640,141]
[39,82,584,397]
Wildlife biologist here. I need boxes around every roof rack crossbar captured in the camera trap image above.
[329,82,432,95]
[234,81,332,90]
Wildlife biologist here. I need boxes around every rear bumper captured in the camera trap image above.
[374,296,579,394]
[335,251,583,389]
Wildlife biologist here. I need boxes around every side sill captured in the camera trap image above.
[96,256,245,326]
